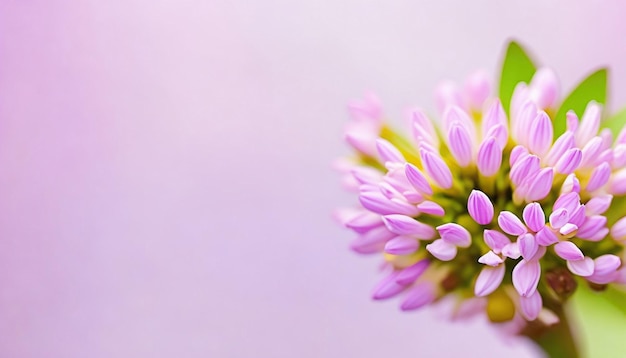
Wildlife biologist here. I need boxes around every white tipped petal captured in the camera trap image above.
[474,265,506,297]
[426,239,458,261]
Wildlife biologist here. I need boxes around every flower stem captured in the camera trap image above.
[522,304,580,358]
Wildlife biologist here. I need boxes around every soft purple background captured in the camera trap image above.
[1,1,625,357]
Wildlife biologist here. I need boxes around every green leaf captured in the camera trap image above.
[554,69,608,136]
[498,41,537,115]
[571,284,626,357]
[604,107,626,138]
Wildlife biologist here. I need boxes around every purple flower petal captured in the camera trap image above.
[555,148,582,175]
[402,191,424,204]
[586,162,611,192]
[548,208,569,229]
[523,202,545,232]
[611,216,626,241]
[350,167,384,185]
[554,241,584,261]
[568,205,587,227]
[405,163,433,195]
[518,233,538,260]
[545,131,575,166]
[372,271,405,300]
[609,168,626,195]
[566,110,579,132]
[359,191,419,216]
[465,70,491,109]
[477,137,503,177]
[448,122,474,167]
[485,124,508,149]
[437,223,472,248]
[535,226,559,246]
[553,192,580,213]
[587,272,619,285]
[382,215,435,239]
[567,257,595,277]
[575,101,601,147]
[519,290,543,321]
[426,239,458,261]
[483,230,511,253]
[345,211,384,233]
[510,154,540,186]
[584,228,609,242]
[350,226,396,254]
[442,106,475,135]
[510,145,529,166]
[417,201,445,217]
[395,260,430,286]
[559,223,578,236]
[585,195,612,215]
[384,236,419,255]
[411,109,439,148]
[529,68,559,108]
[525,167,554,201]
[420,149,453,189]
[467,190,494,225]
[512,259,541,297]
[528,111,553,156]
[580,136,603,168]
[577,215,608,240]
[345,132,377,156]
[513,100,538,146]
[593,254,621,276]
[474,264,505,297]
[501,242,521,260]
[376,138,406,164]
[400,282,436,311]
[561,174,580,194]
[498,211,527,236]
[482,99,507,137]
[378,181,403,199]
[478,251,504,267]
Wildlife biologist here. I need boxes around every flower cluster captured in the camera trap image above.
[335,68,626,328]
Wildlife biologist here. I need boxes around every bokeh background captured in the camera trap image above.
[1,1,625,357]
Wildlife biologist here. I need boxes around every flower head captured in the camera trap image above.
[336,59,626,331]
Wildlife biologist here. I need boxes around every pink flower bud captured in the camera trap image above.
[405,163,433,195]
[513,259,541,297]
[376,138,406,164]
[518,233,539,260]
[467,190,494,225]
[523,202,545,232]
[528,111,553,156]
[477,137,503,177]
[520,290,543,321]
[420,148,453,189]
[575,101,602,147]
[529,67,559,109]
[448,122,474,167]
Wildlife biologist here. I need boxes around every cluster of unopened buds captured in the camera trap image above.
[335,67,626,330]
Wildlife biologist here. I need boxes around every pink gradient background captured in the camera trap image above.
[1,1,625,357]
